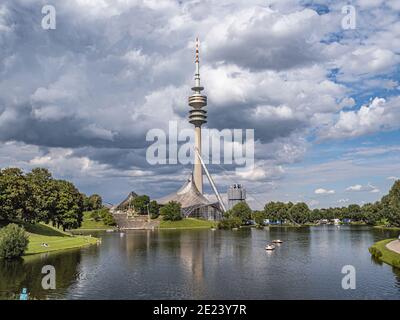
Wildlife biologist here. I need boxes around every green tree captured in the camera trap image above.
[251,210,266,225]
[160,201,182,221]
[132,195,150,215]
[26,168,58,224]
[0,168,33,223]
[101,210,116,226]
[264,201,290,222]
[88,194,103,210]
[347,204,362,220]
[310,208,321,222]
[288,202,310,225]
[53,180,84,231]
[149,200,160,219]
[218,216,242,229]
[229,202,252,223]
[362,202,381,225]
[384,180,400,227]
[0,224,29,259]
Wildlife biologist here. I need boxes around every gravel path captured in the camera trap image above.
[386,240,400,254]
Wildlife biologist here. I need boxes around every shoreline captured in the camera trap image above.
[369,238,400,269]
[24,236,99,256]
[23,223,100,256]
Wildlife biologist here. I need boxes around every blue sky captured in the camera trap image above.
[0,0,399,209]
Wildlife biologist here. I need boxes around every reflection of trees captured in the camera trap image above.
[0,250,81,300]
[391,266,400,291]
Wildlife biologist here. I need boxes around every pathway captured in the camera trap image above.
[386,239,400,254]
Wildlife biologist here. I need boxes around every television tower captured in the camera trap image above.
[189,37,207,194]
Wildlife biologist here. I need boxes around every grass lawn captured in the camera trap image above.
[22,223,98,255]
[159,218,217,229]
[76,211,116,230]
[373,225,400,231]
[369,239,400,268]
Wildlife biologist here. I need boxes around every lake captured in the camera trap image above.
[1,225,399,299]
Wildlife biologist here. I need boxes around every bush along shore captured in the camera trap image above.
[369,239,400,269]
[0,167,104,259]
[0,222,99,258]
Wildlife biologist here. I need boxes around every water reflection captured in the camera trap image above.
[0,226,399,299]
[0,249,82,299]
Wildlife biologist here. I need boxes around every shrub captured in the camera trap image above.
[89,211,101,222]
[0,224,29,259]
[160,201,182,221]
[392,259,400,268]
[149,200,160,219]
[218,217,242,230]
[369,246,382,258]
[103,213,116,226]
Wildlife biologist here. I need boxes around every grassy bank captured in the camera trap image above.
[159,218,217,229]
[369,239,400,269]
[75,211,116,231]
[373,225,400,231]
[23,223,98,255]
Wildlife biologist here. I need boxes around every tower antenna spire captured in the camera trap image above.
[194,37,202,92]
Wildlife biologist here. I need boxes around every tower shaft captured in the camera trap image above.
[194,125,203,194]
[188,37,207,194]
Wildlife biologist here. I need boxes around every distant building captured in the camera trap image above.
[157,174,222,220]
[227,184,246,210]
[116,191,138,211]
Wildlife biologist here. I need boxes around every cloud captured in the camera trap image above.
[205,7,329,71]
[387,176,399,180]
[346,184,363,191]
[321,97,400,140]
[314,188,335,195]
[346,183,380,193]
[0,0,398,205]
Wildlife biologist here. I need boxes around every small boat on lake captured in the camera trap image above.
[265,244,276,251]
[272,239,283,244]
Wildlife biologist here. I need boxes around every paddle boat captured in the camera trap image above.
[265,244,276,251]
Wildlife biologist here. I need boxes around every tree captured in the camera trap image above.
[53,180,84,231]
[310,208,322,222]
[251,210,266,225]
[0,224,29,259]
[218,217,242,229]
[362,202,381,225]
[229,202,252,223]
[385,180,400,227]
[88,194,103,211]
[0,168,33,223]
[149,200,160,219]
[347,204,361,220]
[160,201,182,221]
[26,168,58,224]
[288,202,310,225]
[132,195,150,215]
[264,201,290,222]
